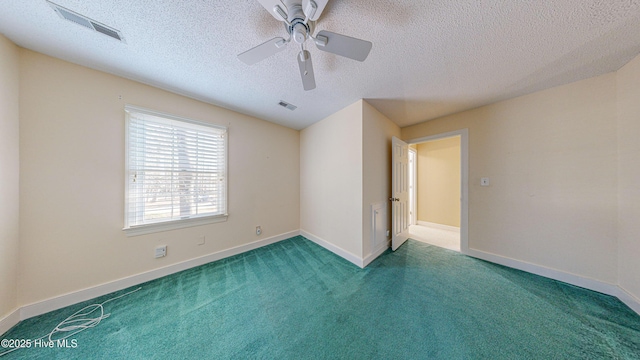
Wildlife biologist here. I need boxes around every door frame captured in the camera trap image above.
[405,129,469,254]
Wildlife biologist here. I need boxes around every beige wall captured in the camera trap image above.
[301,100,399,261]
[0,35,20,319]
[300,101,363,258]
[362,101,401,257]
[416,136,461,227]
[616,53,640,302]
[402,73,618,284]
[18,50,300,305]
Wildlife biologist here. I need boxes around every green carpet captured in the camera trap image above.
[2,237,639,359]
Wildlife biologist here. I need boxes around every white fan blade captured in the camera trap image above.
[238,37,288,65]
[257,0,288,21]
[314,30,372,62]
[302,0,328,21]
[297,50,316,91]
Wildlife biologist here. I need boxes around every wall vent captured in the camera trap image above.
[278,101,297,111]
[47,1,124,42]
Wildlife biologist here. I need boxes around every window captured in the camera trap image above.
[124,106,227,236]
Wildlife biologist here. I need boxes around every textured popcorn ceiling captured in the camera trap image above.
[1,1,640,129]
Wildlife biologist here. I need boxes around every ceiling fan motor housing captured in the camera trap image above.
[291,22,308,43]
[286,2,311,44]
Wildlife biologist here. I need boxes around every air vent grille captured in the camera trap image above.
[91,22,122,41]
[278,101,297,111]
[56,7,93,29]
[47,1,125,42]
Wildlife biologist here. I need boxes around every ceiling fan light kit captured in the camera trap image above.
[239,0,372,91]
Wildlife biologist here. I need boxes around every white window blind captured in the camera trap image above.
[124,106,227,233]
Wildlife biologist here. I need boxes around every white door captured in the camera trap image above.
[391,136,410,251]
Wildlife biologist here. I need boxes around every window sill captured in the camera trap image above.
[123,215,228,237]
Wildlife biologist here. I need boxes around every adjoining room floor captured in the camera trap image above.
[2,237,639,359]
[409,224,460,251]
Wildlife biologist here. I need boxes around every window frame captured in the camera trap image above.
[123,105,228,236]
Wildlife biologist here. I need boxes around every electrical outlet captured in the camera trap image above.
[256,226,262,235]
[155,245,167,258]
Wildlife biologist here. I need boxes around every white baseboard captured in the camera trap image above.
[18,230,299,321]
[5,231,638,335]
[616,286,640,315]
[465,248,640,317]
[363,241,390,267]
[417,221,460,233]
[464,248,619,297]
[300,230,364,268]
[0,308,20,336]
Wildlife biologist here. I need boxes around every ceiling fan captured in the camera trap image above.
[238,0,372,91]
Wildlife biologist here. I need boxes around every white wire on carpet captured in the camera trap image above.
[0,287,141,357]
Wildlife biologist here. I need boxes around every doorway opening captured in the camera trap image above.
[408,147,417,227]
[407,130,468,253]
